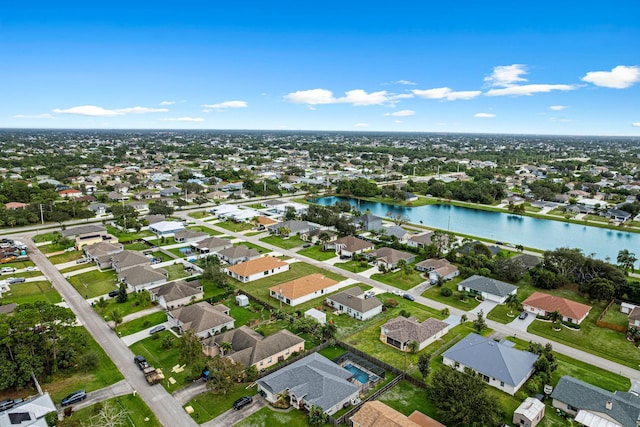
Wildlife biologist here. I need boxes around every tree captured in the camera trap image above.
[397,258,407,273]
[548,310,562,330]
[308,405,328,426]
[321,322,337,341]
[429,366,502,426]
[219,341,233,356]
[84,401,128,427]
[504,293,520,316]
[460,314,468,323]
[94,297,108,312]
[110,308,123,330]
[136,290,152,307]
[205,356,245,394]
[617,249,637,274]
[417,353,431,380]
[472,310,487,332]
[177,330,204,367]
[284,206,297,221]
[407,340,419,354]
[441,307,450,317]
[116,283,128,303]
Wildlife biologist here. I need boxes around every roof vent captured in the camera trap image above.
[606,400,613,410]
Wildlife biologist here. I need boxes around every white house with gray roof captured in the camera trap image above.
[256,352,360,415]
[442,333,538,395]
[325,287,382,321]
[457,275,517,303]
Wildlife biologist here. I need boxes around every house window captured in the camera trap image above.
[285,350,290,355]
[264,271,268,276]
[268,357,272,363]
[500,381,504,387]
[260,361,263,366]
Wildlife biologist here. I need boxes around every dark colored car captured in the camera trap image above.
[0,399,15,412]
[7,277,25,284]
[61,390,87,406]
[302,243,312,248]
[402,293,415,301]
[108,290,119,298]
[149,325,166,334]
[518,311,529,320]
[233,396,253,410]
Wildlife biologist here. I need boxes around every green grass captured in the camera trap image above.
[118,311,168,336]
[233,241,270,254]
[163,263,191,280]
[378,380,436,418]
[123,242,149,251]
[600,303,630,328]
[129,332,190,392]
[229,304,266,327]
[32,232,58,243]
[106,225,155,241]
[318,344,348,360]
[296,245,338,261]
[333,260,372,273]
[46,327,123,401]
[8,270,45,278]
[39,242,72,254]
[486,303,519,323]
[167,247,192,258]
[0,280,62,305]
[187,225,222,235]
[422,278,482,311]
[259,235,306,250]
[187,210,211,219]
[184,382,258,423]
[68,270,119,299]
[61,394,162,427]
[216,220,254,233]
[48,250,84,264]
[96,295,158,319]
[59,263,96,274]
[370,269,426,291]
[0,259,35,270]
[244,231,263,236]
[235,407,331,427]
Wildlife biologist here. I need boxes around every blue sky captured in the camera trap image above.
[2,1,639,135]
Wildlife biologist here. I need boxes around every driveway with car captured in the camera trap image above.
[508,311,537,332]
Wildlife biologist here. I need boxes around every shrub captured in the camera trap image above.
[440,288,453,297]
[383,298,399,309]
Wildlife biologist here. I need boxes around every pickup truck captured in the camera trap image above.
[143,366,165,385]
[134,355,149,370]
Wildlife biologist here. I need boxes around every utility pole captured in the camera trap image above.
[39,204,44,225]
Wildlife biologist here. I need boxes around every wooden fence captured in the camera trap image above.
[596,300,628,333]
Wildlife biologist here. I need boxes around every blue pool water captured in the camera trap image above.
[344,363,369,384]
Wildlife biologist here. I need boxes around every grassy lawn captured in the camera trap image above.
[129,332,191,392]
[216,220,254,233]
[378,380,436,418]
[163,263,191,281]
[68,270,119,299]
[370,269,425,291]
[528,308,640,369]
[62,394,162,427]
[40,242,72,254]
[600,303,629,328]
[244,231,263,236]
[422,278,482,311]
[33,232,58,243]
[486,303,519,324]
[106,225,154,241]
[187,210,210,219]
[259,235,306,250]
[59,263,96,274]
[234,241,270,254]
[119,311,168,336]
[184,382,258,423]
[201,279,233,300]
[167,247,192,258]
[123,242,149,251]
[297,245,338,261]
[187,225,222,235]
[333,260,372,274]
[9,270,45,278]
[229,304,267,327]
[48,250,84,264]
[0,280,62,305]
[318,344,348,360]
[232,262,345,312]
[0,259,35,270]
[46,327,123,401]
[235,407,331,427]
[96,295,157,319]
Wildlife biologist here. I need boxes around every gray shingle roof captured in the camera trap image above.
[257,353,359,413]
[442,333,537,387]
[327,287,382,313]
[458,275,517,298]
[152,280,202,302]
[551,376,640,427]
[61,224,107,238]
[111,250,150,270]
[218,245,259,260]
[169,301,234,334]
[382,317,449,344]
[118,265,167,286]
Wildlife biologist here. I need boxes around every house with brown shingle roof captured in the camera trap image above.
[151,280,204,309]
[83,241,124,269]
[118,265,168,292]
[415,258,459,283]
[351,401,445,427]
[224,257,289,283]
[269,273,341,307]
[365,247,415,270]
[217,245,261,265]
[201,326,304,370]
[174,229,209,244]
[190,236,232,255]
[380,316,449,352]
[111,250,151,273]
[167,301,234,338]
[327,236,374,257]
[522,292,592,325]
[325,287,382,321]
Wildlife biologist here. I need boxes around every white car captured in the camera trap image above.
[1,267,16,274]
[392,290,403,296]
[25,266,38,271]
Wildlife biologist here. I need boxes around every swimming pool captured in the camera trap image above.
[343,363,369,384]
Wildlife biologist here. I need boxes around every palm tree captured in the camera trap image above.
[321,322,337,341]
[460,314,468,324]
[110,308,123,331]
[548,310,562,330]
[407,340,419,354]
[441,307,450,318]
[505,294,520,316]
[219,341,233,356]
[617,249,637,274]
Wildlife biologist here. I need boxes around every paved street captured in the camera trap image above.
[57,379,133,415]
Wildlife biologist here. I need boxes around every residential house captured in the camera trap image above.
[457,275,517,303]
[160,187,182,197]
[406,232,434,249]
[118,265,168,292]
[380,316,449,352]
[74,231,117,250]
[608,208,632,223]
[225,257,290,283]
[191,236,232,255]
[127,201,149,212]
[325,287,382,321]
[107,191,128,202]
[383,225,411,242]
[83,241,124,269]
[174,230,209,244]
[167,301,235,338]
[217,245,260,265]
[256,352,360,416]
[512,253,542,270]
[522,292,592,325]
[152,280,204,309]
[111,250,151,273]
[327,236,375,258]
[269,273,341,307]
[351,401,445,427]
[201,326,304,370]
[442,333,538,395]
[301,228,338,244]
[415,258,459,283]
[270,202,309,216]
[267,220,320,236]
[458,240,501,256]
[352,213,383,232]
[61,224,107,239]
[87,202,109,216]
[551,376,640,427]
[513,397,545,427]
[59,188,83,198]
[4,202,27,210]
[628,307,640,328]
[365,247,415,271]
[149,220,185,236]
[0,392,57,427]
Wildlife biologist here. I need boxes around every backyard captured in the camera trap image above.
[370,267,426,291]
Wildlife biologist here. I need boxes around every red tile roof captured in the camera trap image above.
[523,292,591,320]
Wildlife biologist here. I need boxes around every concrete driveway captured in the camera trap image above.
[201,394,267,427]
[507,311,536,332]
[121,321,173,346]
[469,299,499,316]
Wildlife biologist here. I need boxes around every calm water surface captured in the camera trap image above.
[315,196,638,261]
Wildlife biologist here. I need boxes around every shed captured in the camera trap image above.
[513,397,545,427]
[305,308,326,325]
[236,294,249,307]
[621,302,638,314]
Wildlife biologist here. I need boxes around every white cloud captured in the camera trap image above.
[632,122,640,127]
[160,117,205,122]
[394,120,403,124]
[391,80,417,85]
[283,89,337,105]
[550,105,567,111]
[385,110,415,117]
[52,105,168,116]
[354,123,369,127]
[341,89,389,106]
[474,113,496,118]
[485,84,577,97]
[201,100,248,110]
[284,88,396,106]
[412,87,481,101]
[160,101,176,106]
[582,65,640,88]
[550,117,573,123]
[485,64,528,87]
[13,113,55,119]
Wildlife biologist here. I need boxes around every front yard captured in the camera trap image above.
[297,244,338,261]
[60,395,162,427]
[48,250,84,264]
[0,280,62,305]
[118,311,168,336]
[216,220,254,233]
[370,268,426,291]
[68,270,119,299]
[421,277,482,311]
[184,383,258,423]
[259,235,306,250]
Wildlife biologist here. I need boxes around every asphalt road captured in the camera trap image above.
[23,236,198,427]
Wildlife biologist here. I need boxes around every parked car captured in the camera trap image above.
[518,311,529,320]
[392,290,403,296]
[149,325,166,334]
[75,258,89,264]
[25,266,38,271]
[1,267,16,274]
[302,243,312,248]
[233,396,253,410]
[108,290,119,298]
[0,256,17,264]
[403,293,415,301]
[0,399,15,412]
[61,390,87,406]
[7,277,25,284]
[64,247,76,252]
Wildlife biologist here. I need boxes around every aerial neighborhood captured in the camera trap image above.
[1,130,640,427]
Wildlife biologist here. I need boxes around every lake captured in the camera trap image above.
[314,196,638,261]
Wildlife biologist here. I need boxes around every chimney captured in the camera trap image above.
[605,401,613,410]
